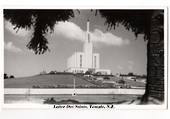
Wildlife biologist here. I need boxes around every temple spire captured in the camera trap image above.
[87,19,90,43]
[87,19,90,33]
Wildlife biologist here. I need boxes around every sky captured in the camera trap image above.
[4,10,147,77]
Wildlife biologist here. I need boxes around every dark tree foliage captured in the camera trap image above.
[85,71,91,75]
[103,76,110,80]
[98,10,163,40]
[4,10,163,54]
[49,71,56,74]
[4,73,8,79]
[128,72,134,76]
[4,9,74,54]
[9,75,15,78]
[118,79,125,84]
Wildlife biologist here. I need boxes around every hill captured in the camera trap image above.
[4,74,96,88]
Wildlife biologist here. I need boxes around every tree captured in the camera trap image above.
[4,9,74,54]
[49,71,55,74]
[9,75,15,78]
[4,73,8,79]
[103,76,110,80]
[85,71,91,75]
[128,72,134,76]
[98,10,164,103]
[118,79,125,85]
[95,72,102,75]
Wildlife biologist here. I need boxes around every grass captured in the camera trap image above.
[4,74,146,88]
[110,77,146,87]
[4,74,96,88]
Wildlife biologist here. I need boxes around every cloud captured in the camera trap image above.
[4,42,23,53]
[91,29,129,46]
[5,20,130,47]
[117,65,123,70]
[127,60,134,65]
[4,20,31,37]
[117,65,124,70]
[127,60,134,71]
[54,21,130,46]
[128,65,133,71]
[54,21,85,41]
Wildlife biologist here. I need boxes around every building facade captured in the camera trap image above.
[66,20,111,75]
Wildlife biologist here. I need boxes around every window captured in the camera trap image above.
[88,34,90,43]
[80,54,82,67]
[94,56,97,68]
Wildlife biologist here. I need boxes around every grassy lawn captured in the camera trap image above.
[4,74,146,88]
[110,77,146,87]
[4,74,96,88]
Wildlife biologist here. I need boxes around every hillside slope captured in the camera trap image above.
[4,74,96,88]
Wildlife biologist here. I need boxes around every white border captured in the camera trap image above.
[0,8,4,112]
[0,1,170,119]
[0,4,169,111]
[1,6,169,9]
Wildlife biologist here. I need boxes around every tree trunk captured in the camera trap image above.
[141,11,164,103]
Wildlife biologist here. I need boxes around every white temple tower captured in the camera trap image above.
[83,20,93,68]
[66,20,110,75]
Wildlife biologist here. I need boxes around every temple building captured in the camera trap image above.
[66,20,111,75]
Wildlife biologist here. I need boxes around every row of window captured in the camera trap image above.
[80,54,82,67]
[79,55,97,68]
[73,70,84,73]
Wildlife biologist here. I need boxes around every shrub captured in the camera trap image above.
[49,71,55,74]
[43,97,57,104]
[32,85,40,88]
[118,79,125,84]
[85,71,91,75]
[103,76,110,80]
[95,72,102,75]
[4,73,8,79]
[128,72,134,76]
[9,75,15,78]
